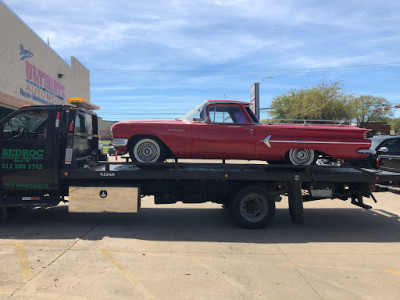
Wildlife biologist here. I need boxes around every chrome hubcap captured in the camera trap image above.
[289,149,314,165]
[134,139,160,162]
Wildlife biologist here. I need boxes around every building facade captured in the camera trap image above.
[0,2,90,119]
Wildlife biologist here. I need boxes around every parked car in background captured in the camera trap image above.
[111,100,373,165]
[374,136,400,172]
[345,136,400,169]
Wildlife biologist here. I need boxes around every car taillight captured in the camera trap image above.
[376,157,380,166]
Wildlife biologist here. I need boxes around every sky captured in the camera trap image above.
[3,0,400,121]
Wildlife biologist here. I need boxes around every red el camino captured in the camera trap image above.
[111,100,373,165]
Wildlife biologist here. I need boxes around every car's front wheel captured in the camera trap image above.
[129,137,166,163]
[287,149,316,165]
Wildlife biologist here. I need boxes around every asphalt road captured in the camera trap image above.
[0,191,399,299]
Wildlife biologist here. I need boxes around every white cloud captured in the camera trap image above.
[7,0,400,70]
[4,0,400,119]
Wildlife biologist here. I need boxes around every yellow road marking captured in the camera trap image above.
[15,244,32,282]
[99,249,157,299]
[387,269,399,275]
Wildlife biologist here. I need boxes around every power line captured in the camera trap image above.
[90,61,400,75]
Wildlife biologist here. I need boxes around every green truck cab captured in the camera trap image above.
[0,104,101,198]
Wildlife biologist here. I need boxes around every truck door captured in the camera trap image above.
[0,108,57,191]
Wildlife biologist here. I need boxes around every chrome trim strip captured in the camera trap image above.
[265,140,371,145]
[262,126,366,130]
[111,138,128,147]
[259,136,371,147]
[358,149,376,155]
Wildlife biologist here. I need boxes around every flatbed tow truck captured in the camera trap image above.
[0,100,399,228]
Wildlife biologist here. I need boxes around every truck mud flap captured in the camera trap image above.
[287,181,304,225]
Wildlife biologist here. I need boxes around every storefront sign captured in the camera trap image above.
[18,44,66,105]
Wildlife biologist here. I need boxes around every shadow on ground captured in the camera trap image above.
[1,204,400,244]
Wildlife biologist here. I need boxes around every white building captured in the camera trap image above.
[0,1,90,119]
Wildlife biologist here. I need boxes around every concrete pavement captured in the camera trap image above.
[0,192,399,299]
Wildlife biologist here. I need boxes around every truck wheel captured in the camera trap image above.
[130,137,166,163]
[229,186,276,229]
[287,149,315,165]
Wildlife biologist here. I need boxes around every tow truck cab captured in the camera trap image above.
[0,105,100,195]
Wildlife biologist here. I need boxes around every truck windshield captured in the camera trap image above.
[179,102,206,122]
[3,110,49,139]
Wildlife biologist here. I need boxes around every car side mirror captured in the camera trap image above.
[378,146,389,153]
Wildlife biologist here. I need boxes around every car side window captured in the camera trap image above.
[2,111,49,139]
[383,139,400,154]
[208,105,249,124]
[210,108,233,123]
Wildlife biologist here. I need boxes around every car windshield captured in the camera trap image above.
[178,102,206,122]
[370,138,389,150]
[370,139,381,150]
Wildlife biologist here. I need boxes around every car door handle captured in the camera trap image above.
[246,128,254,134]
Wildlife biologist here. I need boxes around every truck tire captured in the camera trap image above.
[129,137,166,163]
[229,186,276,229]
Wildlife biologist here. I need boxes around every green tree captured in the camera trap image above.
[269,82,353,121]
[389,118,400,133]
[351,95,392,128]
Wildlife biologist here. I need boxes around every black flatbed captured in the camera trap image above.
[61,162,397,183]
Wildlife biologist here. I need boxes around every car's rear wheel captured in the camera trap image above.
[287,149,316,165]
[129,137,166,163]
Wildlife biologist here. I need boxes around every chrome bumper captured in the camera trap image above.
[358,149,376,155]
[111,138,128,147]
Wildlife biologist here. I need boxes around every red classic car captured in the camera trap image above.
[111,100,373,165]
